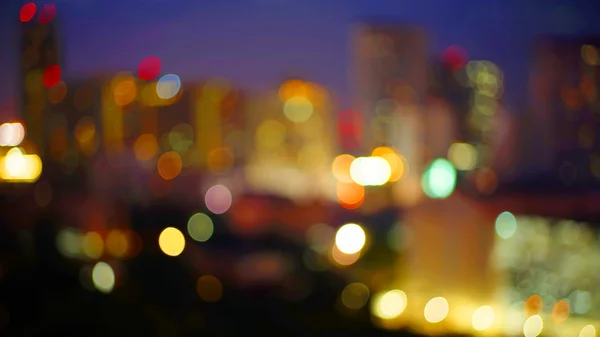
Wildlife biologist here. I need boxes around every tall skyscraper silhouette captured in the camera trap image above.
[20,18,61,156]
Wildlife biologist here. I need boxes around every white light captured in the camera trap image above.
[472,305,495,331]
[371,290,408,319]
[495,211,518,239]
[156,74,181,99]
[349,156,392,186]
[0,123,25,147]
[335,223,366,254]
[92,261,115,293]
[424,297,449,323]
[523,315,543,337]
[580,325,596,337]
[5,147,26,176]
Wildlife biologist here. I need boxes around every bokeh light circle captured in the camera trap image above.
[335,223,366,255]
[92,262,115,294]
[424,297,449,323]
[138,56,162,81]
[156,74,181,99]
[38,4,56,24]
[157,151,182,180]
[158,227,185,257]
[341,283,370,310]
[495,211,517,239]
[205,185,232,214]
[42,65,61,89]
[284,96,313,123]
[421,158,457,199]
[371,290,408,319]
[187,212,214,242]
[20,3,36,22]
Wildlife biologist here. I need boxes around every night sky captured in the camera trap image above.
[1,0,600,119]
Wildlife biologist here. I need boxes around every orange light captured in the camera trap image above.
[207,147,235,174]
[134,134,158,161]
[336,181,365,207]
[524,295,543,318]
[157,151,182,180]
[278,79,310,101]
[114,79,137,106]
[332,154,355,183]
[371,147,406,182]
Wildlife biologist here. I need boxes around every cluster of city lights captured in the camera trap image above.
[0,122,42,182]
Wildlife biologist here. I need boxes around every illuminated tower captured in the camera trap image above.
[20,15,61,156]
[352,24,429,208]
[521,37,600,186]
[193,78,247,173]
[245,79,336,201]
[353,24,428,154]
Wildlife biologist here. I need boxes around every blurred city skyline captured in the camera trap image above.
[2,0,600,119]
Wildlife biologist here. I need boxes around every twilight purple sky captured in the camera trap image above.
[1,0,600,120]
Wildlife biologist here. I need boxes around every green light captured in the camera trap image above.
[421,158,457,199]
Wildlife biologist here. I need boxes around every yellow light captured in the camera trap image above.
[580,325,596,337]
[523,315,543,337]
[341,283,370,310]
[158,227,185,257]
[424,297,449,323]
[256,119,287,149]
[0,147,42,182]
[448,142,477,171]
[92,261,115,293]
[82,232,104,259]
[472,305,495,331]
[371,290,407,319]
[349,156,392,186]
[284,96,313,123]
[335,223,366,255]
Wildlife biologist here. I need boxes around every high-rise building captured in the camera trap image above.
[20,19,61,156]
[521,37,600,187]
[245,79,336,201]
[352,24,428,155]
[45,78,102,167]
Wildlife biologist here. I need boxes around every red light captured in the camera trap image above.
[20,3,36,23]
[337,110,363,135]
[442,45,469,70]
[137,56,162,81]
[38,4,56,24]
[42,65,61,88]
